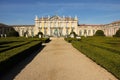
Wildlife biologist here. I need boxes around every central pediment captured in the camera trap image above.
[50,15,62,20]
[38,15,76,21]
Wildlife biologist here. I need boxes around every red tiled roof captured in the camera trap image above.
[79,24,104,26]
[11,25,34,27]
[111,20,120,24]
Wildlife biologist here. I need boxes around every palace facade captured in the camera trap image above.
[78,21,120,36]
[1,15,120,37]
[13,15,78,37]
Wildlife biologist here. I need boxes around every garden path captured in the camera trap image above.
[5,38,118,80]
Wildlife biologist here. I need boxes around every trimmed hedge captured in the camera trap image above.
[0,41,30,53]
[71,37,120,79]
[0,41,42,76]
[40,38,50,43]
[64,37,81,43]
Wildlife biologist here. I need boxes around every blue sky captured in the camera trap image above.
[0,0,120,25]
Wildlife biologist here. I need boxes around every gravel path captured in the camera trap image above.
[9,38,118,80]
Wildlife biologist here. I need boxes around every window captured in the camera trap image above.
[88,30,91,35]
[79,30,82,36]
[22,30,24,36]
[93,30,95,34]
[84,29,87,35]
[50,29,52,36]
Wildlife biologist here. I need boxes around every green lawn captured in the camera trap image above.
[65,37,120,79]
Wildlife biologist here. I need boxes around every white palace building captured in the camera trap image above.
[4,15,120,37]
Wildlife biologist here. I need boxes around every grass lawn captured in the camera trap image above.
[65,37,120,79]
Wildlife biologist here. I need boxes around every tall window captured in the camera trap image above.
[26,29,29,36]
[50,28,52,36]
[38,27,41,32]
[88,30,91,36]
[31,29,34,37]
[44,28,47,35]
[66,28,68,35]
[93,30,95,34]
[84,29,87,35]
[22,29,24,36]
[79,30,82,36]
[59,28,63,36]
[54,28,58,36]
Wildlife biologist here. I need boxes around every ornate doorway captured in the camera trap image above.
[54,28,58,37]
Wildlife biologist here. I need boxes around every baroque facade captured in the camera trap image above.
[13,15,78,37]
[34,15,78,36]
[1,15,120,37]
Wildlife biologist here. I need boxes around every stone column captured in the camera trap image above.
[114,28,116,35]
[86,30,88,36]
[107,29,109,36]
[48,21,50,36]
[90,29,92,36]
[62,21,65,36]
[44,22,46,35]
[66,22,69,35]
[19,28,22,36]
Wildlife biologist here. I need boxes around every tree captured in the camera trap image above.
[113,29,120,37]
[6,30,19,37]
[94,30,105,36]
[0,23,7,27]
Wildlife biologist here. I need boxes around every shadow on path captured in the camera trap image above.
[0,45,45,80]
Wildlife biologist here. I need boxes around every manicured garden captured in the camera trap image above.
[0,37,50,76]
[65,37,120,79]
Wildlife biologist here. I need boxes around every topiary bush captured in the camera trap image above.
[113,29,120,37]
[69,30,77,38]
[36,32,43,38]
[94,30,105,36]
